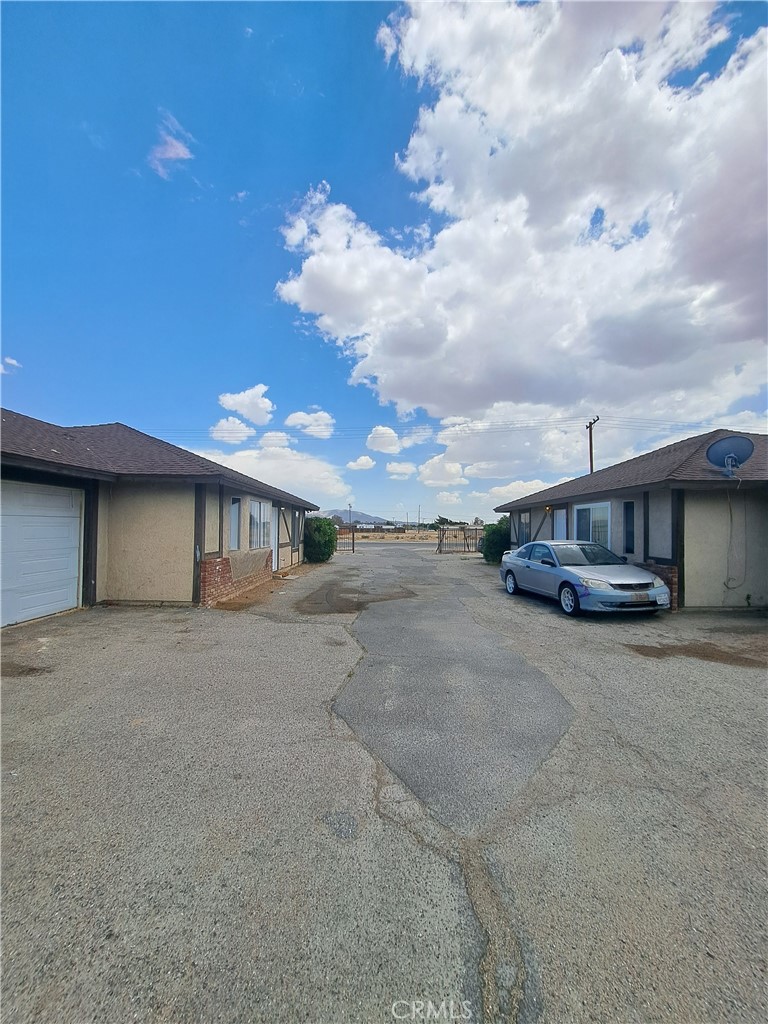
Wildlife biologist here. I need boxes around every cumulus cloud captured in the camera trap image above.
[366,425,402,453]
[193,446,351,506]
[386,461,417,480]
[284,409,335,438]
[277,2,767,485]
[209,417,257,444]
[347,455,376,470]
[218,383,275,425]
[260,431,292,448]
[418,455,468,488]
[230,190,249,202]
[401,425,433,448]
[147,109,195,180]
[436,491,462,506]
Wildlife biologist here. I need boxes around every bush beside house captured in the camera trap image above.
[482,517,511,564]
[304,517,337,562]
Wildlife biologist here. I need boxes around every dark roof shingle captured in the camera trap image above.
[494,429,768,511]
[1,409,319,509]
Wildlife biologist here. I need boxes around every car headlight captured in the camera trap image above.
[579,577,613,591]
[652,575,665,588]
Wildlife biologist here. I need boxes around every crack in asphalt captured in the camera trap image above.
[327,617,539,1024]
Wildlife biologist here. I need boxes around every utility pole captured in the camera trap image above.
[348,503,352,525]
[585,416,600,473]
[418,505,421,530]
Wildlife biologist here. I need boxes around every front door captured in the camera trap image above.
[553,508,567,540]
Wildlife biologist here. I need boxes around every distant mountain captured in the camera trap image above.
[314,509,387,525]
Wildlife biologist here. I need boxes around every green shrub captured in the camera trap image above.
[304,517,337,563]
[482,516,512,564]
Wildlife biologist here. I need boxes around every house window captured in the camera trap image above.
[623,501,635,554]
[574,502,610,545]
[249,500,271,549]
[229,498,241,550]
[291,509,303,549]
[518,511,531,545]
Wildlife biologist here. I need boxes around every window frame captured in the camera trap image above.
[229,497,241,551]
[249,499,272,550]
[572,502,611,546]
[623,500,635,555]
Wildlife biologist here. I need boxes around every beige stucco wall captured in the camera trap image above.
[684,488,768,608]
[95,482,111,603]
[276,505,304,568]
[105,482,195,602]
[647,490,672,560]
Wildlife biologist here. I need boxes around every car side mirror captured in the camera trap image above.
[541,558,556,567]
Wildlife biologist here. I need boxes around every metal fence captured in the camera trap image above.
[436,527,483,554]
[335,526,356,553]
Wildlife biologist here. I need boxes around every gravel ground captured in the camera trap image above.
[2,543,766,1024]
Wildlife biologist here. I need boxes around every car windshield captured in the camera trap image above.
[554,543,625,566]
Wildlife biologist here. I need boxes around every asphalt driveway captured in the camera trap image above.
[2,543,766,1024]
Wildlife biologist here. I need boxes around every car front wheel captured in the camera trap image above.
[505,571,518,596]
[559,583,580,616]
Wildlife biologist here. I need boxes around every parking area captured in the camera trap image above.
[2,543,766,1023]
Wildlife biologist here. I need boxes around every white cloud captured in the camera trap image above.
[347,455,376,470]
[218,383,275,425]
[244,27,253,38]
[284,409,335,438]
[2,356,22,374]
[230,190,249,202]
[386,461,417,480]
[366,425,401,453]
[147,109,195,180]
[209,417,257,444]
[401,425,433,448]
[418,454,468,488]
[260,431,292,448]
[193,446,351,506]
[277,2,767,485]
[436,491,462,506]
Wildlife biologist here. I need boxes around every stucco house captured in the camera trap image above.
[494,429,767,610]
[0,408,319,627]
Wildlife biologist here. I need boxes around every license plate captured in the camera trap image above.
[630,592,650,602]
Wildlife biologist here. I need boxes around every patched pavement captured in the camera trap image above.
[2,543,766,1024]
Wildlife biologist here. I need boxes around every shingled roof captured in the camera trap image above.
[0,408,319,510]
[494,429,768,512]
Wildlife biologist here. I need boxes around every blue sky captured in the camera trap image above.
[3,1,766,522]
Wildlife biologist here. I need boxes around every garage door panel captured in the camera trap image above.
[16,582,80,621]
[4,549,80,583]
[5,484,80,515]
[1,483,83,626]
[3,516,81,553]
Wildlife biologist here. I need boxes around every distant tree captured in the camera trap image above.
[331,515,344,526]
[482,516,511,564]
[473,516,484,527]
[304,517,337,563]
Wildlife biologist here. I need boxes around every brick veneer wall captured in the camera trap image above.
[199,552,273,607]
[640,562,679,611]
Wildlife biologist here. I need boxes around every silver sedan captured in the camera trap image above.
[499,540,671,616]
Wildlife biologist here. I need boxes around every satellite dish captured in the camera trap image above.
[705,436,755,478]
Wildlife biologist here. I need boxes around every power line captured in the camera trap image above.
[143,414,719,442]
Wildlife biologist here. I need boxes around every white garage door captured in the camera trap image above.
[1,481,83,627]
